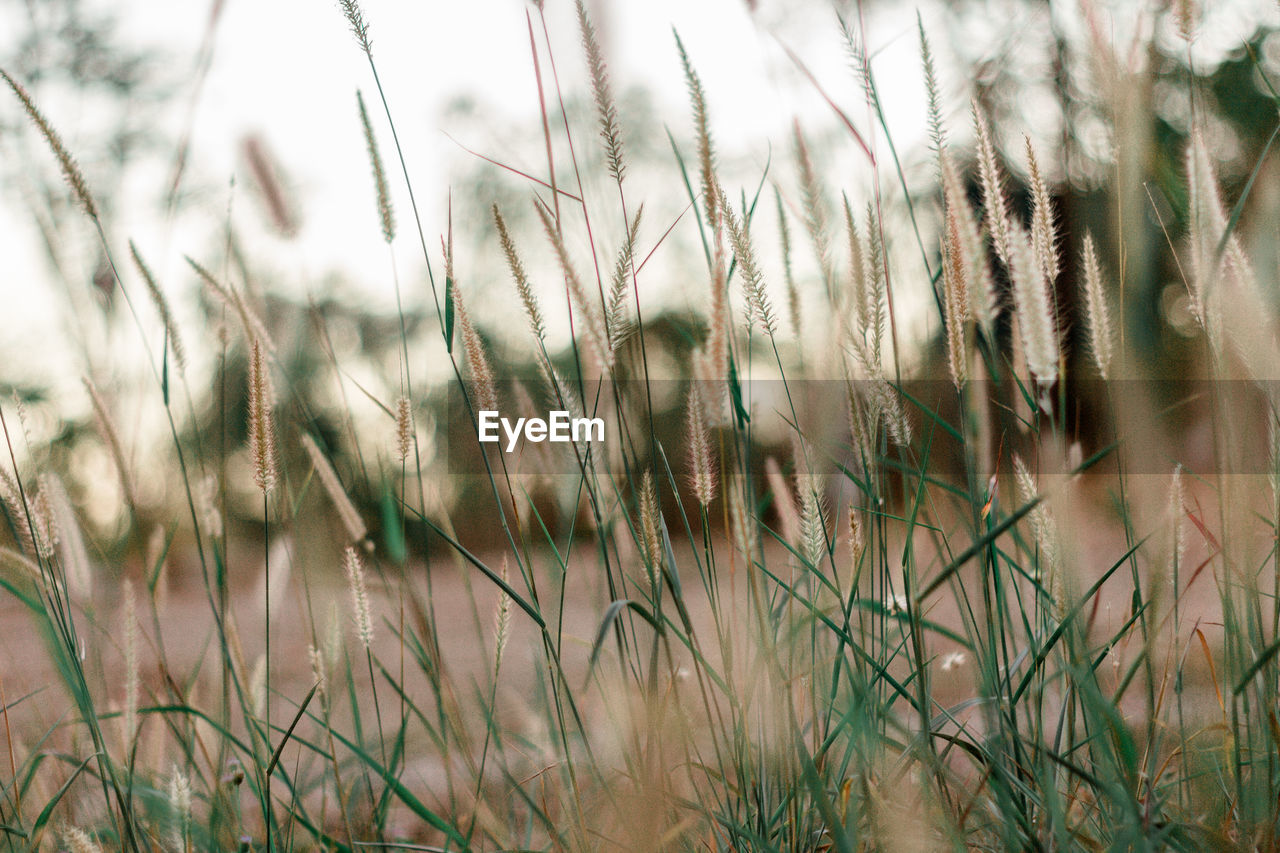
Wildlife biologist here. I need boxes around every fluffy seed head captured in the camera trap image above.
[493,204,544,343]
[357,90,395,243]
[1,70,97,219]
[61,826,103,853]
[639,471,663,582]
[1081,233,1114,379]
[941,154,998,332]
[344,545,374,650]
[395,396,413,463]
[973,103,1012,270]
[1026,138,1059,287]
[130,242,187,373]
[686,385,717,507]
[1007,221,1059,386]
[576,0,625,184]
[247,338,277,493]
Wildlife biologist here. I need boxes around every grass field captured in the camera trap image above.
[2,0,1280,849]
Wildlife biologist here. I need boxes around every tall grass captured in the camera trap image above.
[1,1,1279,850]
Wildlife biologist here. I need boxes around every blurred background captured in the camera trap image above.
[2,0,1280,542]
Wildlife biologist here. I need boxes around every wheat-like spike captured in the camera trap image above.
[686,385,717,507]
[918,14,946,165]
[337,0,372,55]
[168,764,192,853]
[247,338,278,494]
[301,433,366,545]
[61,826,103,853]
[842,195,876,350]
[607,205,643,351]
[863,203,887,368]
[492,557,512,679]
[942,221,969,389]
[774,187,802,338]
[728,476,756,563]
[121,578,139,751]
[941,154,998,332]
[1,69,97,219]
[1026,138,1059,286]
[451,278,500,414]
[1080,233,1114,380]
[395,395,413,463]
[799,480,828,571]
[721,188,777,337]
[1007,221,1059,386]
[187,257,276,353]
[675,30,718,232]
[308,644,328,703]
[129,242,187,373]
[0,468,38,558]
[344,545,374,650]
[639,470,663,585]
[535,201,611,371]
[356,91,395,243]
[1170,464,1187,566]
[793,123,832,291]
[576,0,625,184]
[493,204,545,344]
[1175,0,1197,41]
[1012,454,1060,586]
[973,103,1013,270]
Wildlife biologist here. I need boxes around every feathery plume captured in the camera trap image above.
[492,557,511,678]
[794,123,833,292]
[535,201,611,371]
[168,764,192,853]
[344,545,374,650]
[722,189,777,337]
[493,204,544,343]
[61,826,103,853]
[576,0,625,183]
[686,385,716,507]
[301,433,366,545]
[242,136,299,238]
[848,506,866,566]
[1174,0,1197,42]
[918,14,945,164]
[1170,464,1187,567]
[41,474,90,600]
[942,219,969,388]
[121,579,139,751]
[1013,454,1060,579]
[799,478,828,571]
[0,467,38,558]
[247,338,277,493]
[357,91,395,243]
[775,187,802,337]
[395,395,413,463]
[639,470,663,584]
[728,476,756,563]
[130,243,187,373]
[1007,222,1059,386]
[308,644,327,703]
[187,257,276,353]
[861,203,887,367]
[675,31,717,232]
[607,205,643,351]
[452,280,499,414]
[338,0,372,55]
[1026,138,1059,287]
[941,154,998,332]
[1080,233,1113,379]
[1,70,97,219]
[973,104,1013,269]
